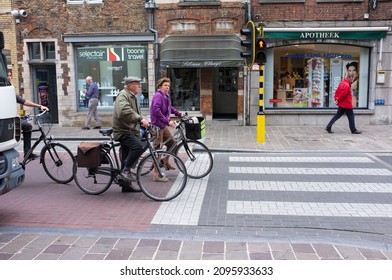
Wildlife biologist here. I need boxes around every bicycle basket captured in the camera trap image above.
[185,117,206,140]
[37,112,53,135]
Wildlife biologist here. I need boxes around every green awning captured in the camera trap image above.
[264,27,389,40]
[160,35,243,68]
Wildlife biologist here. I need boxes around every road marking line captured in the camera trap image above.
[230,156,374,163]
[227,201,392,217]
[151,154,212,225]
[228,180,392,193]
[229,167,392,175]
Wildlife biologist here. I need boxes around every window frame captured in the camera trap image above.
[28,41,56,62]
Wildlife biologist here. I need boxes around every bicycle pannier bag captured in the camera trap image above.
[185,117,206,140]
[77,142,102,168]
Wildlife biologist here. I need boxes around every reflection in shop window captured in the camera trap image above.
[75,45,148,110]
[267,44,369,109]
[169,68,200,112]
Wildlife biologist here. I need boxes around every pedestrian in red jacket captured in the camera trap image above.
[326,74,361,134]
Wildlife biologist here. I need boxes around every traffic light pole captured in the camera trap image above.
[256,26,265,143]
[257,64,265,143]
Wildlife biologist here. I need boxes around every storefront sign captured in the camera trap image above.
[182,61,222,67]
[300,32,340,39]
[269,99,282,103]
[282,53,353,59]
[265,30,387,40]
[77,47,146,61]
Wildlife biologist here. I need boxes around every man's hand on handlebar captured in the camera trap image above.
[40,105,49,111]
[140,118,149,128]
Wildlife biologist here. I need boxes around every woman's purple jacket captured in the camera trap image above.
[150,89,182,129]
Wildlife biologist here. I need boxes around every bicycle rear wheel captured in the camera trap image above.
[73,152,113,195]
[41,143,75,184]
[175,140,213,179]
[137,151,187,201]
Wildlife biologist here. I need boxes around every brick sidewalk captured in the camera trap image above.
[1,232,391,260]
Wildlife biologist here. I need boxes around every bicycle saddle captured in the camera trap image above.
[99,128,113,136]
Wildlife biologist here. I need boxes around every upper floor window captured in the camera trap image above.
[67,0,103,4]
[179,0,220,6]
[28,42,56,61]
[259,0,305,3]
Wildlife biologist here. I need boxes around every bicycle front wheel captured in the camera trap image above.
[73,151,113,195]
[137,151,187,201]
[175,140,213,179]
[41,143,75,184]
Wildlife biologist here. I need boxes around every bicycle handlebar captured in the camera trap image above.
[20,109,49,121]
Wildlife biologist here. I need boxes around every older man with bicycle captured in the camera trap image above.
[113,76,149,192]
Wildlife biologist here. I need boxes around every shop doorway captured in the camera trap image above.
[212,67,238,119]
[32,65,58,123]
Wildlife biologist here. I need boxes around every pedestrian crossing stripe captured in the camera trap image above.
[229,156,374,162]
[229,167,392,175]
[228,180,392,193]
[227,201,392,218]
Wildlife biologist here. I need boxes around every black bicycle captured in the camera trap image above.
[21,110,74,184]
[161,114,213,179]
[72,126,188,201]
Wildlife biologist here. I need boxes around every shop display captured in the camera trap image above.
[308,58,324,108]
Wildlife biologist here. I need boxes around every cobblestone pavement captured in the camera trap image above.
[1,122,392,260]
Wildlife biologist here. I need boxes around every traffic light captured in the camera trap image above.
[255,37,267,65]
[240,21,255,67]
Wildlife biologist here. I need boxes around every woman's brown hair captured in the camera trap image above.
[157,77,170,88]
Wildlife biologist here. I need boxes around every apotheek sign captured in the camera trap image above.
[265,30,387,40]
[77,47,146,61]
[300,32,340,39]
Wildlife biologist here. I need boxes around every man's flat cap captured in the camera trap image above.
[124,76,142,85]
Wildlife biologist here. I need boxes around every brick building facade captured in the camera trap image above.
[3,0,392,126]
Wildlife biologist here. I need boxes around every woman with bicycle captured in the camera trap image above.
[150,77,183,179]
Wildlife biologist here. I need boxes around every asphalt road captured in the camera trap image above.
[1,151,392,252]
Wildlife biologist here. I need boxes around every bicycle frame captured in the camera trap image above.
[162,120,197,161]
[21,112,55,166]
[100,126,166,180]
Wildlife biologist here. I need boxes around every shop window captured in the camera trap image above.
[75,44,148,110]
[169,68,200,112]
[266,43,369,109]
[28,42,56,61]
